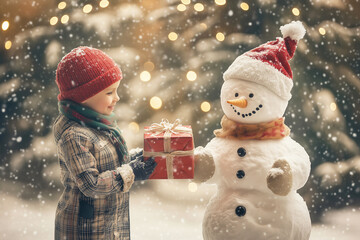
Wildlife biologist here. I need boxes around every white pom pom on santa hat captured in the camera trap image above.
[280,21,306,41]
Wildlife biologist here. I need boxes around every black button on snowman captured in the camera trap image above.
[235,206,246,217]
[236,148,246,216]
[236,148,246,180]
[237,147,246,157]
[236,170,245,179]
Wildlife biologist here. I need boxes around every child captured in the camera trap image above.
[53,46,156,240]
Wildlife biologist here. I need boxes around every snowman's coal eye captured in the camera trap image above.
[235,93,239,97]
[249,93,254,98]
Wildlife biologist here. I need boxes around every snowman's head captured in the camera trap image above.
[220,79,288,124]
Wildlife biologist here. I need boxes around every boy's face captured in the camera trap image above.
[81,81,121,115]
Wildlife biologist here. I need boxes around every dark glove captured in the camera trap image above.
[129,153,157,181]
[130,149,143,161]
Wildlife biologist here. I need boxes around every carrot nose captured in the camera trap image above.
[227,97,248,108]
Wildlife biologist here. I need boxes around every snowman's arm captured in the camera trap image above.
[193,146,216,183]
[286,141,311,191]
[202,140,224,184]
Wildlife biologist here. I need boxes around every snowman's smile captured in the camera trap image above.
[230,103,263,118]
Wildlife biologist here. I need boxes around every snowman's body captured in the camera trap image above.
[203,136,311,240]
[198,21,311,240]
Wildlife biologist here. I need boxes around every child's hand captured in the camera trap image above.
[129,156,157,181]
[129,148,143,161]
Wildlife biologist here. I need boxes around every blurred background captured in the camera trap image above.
[0,0,359,239]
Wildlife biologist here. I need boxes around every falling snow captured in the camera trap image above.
[0,0,359,239]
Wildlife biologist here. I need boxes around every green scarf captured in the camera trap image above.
[58,100,129,163]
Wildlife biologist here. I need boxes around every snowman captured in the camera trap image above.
[194,21,311,240]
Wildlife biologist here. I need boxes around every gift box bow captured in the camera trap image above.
[144,118,191,136]
[143,119,194,179]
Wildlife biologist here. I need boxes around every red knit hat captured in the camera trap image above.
[223,21,306,100]
[56,46,122,103]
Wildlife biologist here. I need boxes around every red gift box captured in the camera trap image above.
[143,119,194,179]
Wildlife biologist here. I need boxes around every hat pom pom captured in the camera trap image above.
[280,21,306,41]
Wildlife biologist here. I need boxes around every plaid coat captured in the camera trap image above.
[53,115,135,240]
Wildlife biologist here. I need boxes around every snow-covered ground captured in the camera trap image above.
[1,180,359,240]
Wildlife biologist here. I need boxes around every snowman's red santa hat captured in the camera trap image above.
[223,21,306,101]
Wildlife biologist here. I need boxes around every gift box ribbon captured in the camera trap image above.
[144,119,194,179]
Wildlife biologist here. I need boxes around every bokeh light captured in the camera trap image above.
[168,32,178,41]
[200,23,207,30]
[330,103,337,111]
[144,61,155,71]
[128,122,140,133]
[5,40,12,50]
[240,2,249,11]
[2,21,9,31]
[292,7,300,16]
[194,3,204,12]
[201,101,211,112]
[177,4,187,12]
[319,27,326,35]
[61,15,69,24]
[215,0,227,6]
[186,71,197,81]
[150,96,162,109]
[140,71,151,82]
[216,32,225,41]
[49,17,58,25]
[58,2,66,10]
[99,0,110,8]
[83,4,93,13]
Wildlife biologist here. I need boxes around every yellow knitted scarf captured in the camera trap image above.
[214,115,290,140]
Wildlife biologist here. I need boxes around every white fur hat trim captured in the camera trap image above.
[223,55,293,100]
